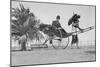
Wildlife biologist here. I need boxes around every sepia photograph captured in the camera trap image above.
[11,0,96,66]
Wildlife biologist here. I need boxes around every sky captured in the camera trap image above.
[11,1,95,42]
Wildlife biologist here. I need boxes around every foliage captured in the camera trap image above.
[11,4,44,41]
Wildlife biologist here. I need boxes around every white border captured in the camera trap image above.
[0,0,99,67]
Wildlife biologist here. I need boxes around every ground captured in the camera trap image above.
[11,45,96,66]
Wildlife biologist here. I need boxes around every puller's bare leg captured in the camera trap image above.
[76,42,79,49]
[71,43,74,49]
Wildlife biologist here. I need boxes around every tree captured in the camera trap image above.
[11,4,44,51]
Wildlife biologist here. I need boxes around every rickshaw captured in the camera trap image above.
[38,23,94,49]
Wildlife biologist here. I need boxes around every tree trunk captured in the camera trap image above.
[20,35,27,51]
[20,41,26,51]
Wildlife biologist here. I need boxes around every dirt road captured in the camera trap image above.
[11,45,95,66]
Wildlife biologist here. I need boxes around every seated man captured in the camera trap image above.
[52,15,67,35]
[49,15,67,44]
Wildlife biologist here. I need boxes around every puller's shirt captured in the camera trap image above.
[72,20,79,35]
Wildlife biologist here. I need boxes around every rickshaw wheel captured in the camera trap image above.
[50,28,70,49]
[51,36,69,49]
